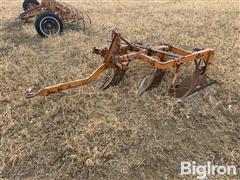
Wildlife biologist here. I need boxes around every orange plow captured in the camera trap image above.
[26,31,217,99]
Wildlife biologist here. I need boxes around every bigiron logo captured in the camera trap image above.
[180,161,238,179]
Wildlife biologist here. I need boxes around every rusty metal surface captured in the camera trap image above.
[169,61,217,98]
[137,69,165,96]
[100,68,127,90]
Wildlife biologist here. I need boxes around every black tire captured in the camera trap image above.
[35,13,63,38]
[22,0,40,11]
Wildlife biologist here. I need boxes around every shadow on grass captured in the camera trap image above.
[2,20,93,46]
[1,20,42,47]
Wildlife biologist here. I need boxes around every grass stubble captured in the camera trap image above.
[0,0,239,179]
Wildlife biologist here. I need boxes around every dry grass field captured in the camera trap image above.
[0,0,240,179]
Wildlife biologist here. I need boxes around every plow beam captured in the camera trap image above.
[135,48,214,70]
[26,63,108,98]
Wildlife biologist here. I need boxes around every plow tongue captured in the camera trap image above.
[137,69,165,96]
[100,67,127,90]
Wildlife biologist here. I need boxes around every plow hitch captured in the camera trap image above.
[26,31,216,99]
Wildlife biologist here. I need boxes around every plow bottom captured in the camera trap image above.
[100,68,127,90]
[169,62,214,98]
[137,69,166,96]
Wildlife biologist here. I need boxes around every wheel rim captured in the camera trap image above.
[39,16,61,37]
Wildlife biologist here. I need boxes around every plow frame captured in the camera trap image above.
[26,31,216,99]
